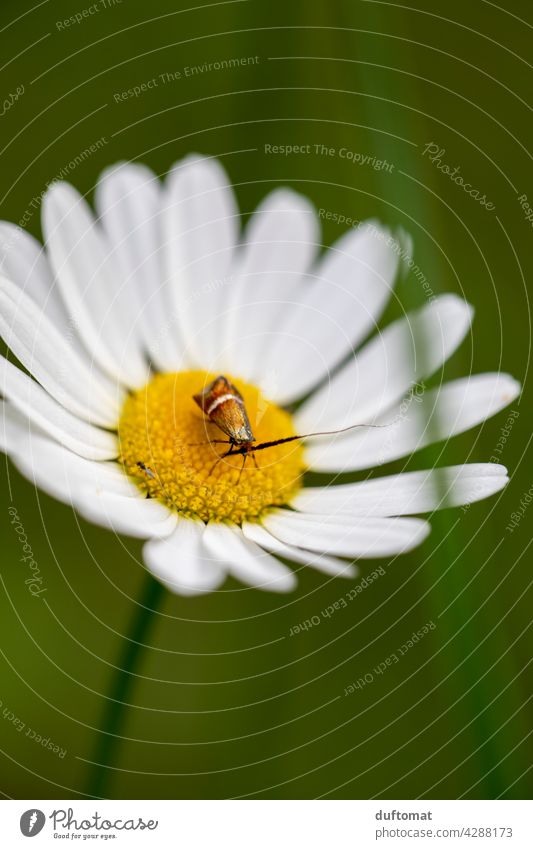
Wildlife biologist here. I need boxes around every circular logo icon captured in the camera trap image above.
[20,810,46,837]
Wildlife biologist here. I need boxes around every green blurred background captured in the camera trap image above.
[1,0,531,800]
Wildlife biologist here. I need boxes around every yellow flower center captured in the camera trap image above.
[118,370,304,524]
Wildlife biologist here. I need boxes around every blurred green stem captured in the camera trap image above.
[86,572,165,799]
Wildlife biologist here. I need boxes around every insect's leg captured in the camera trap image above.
[208,445,236,477]
[208,455,225,477]
[236,453,247,484]
[251,453,259,470]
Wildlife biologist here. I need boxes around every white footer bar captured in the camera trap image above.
[1,799,531,848]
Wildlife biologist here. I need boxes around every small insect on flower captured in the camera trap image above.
[137,461,156,479]
[136,461,158,498]
[194,375,255,445]
[192,375,389,481]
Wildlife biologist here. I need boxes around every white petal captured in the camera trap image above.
[242,521,356,578]
[304,372,520,471]
[0,222,71,330]
[259,221,404,405]
[293,463,510,517]
[0,221,111,379]
[95,162,184,372]
[42,181,150,387]
[163,155,238,367]
[263,509,430,558]
[143,519,225,595]
[0,275,122,427]
[78,491,176,539]
[2,401,131,497]
[0,400,47,455]
[2,404,175,537]
[203,522,296,592]
[220,189,318,380]
[297,294,473,433]
[0,357,118,461]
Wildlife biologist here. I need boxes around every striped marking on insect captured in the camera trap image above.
[191,375,390,482]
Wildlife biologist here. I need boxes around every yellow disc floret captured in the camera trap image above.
[118,371,304,524]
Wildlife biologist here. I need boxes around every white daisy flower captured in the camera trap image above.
[0,155,520,595]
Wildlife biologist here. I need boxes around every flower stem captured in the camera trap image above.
[86,571,165,799]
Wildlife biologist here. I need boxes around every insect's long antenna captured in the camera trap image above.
[247,420,394,455]
[187,439,231,446]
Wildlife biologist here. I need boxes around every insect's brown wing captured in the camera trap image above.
[193,376,232,413]
[193,375,254,443]
[209,398,254,443]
